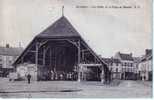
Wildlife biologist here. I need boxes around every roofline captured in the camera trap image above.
[80,37,107,66]
[12,38,36,66]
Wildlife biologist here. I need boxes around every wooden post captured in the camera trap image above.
[81,50,84,81]
[55,47,56,70]
[21,57,24,64]
[35,42,39,81]
[77,40,81,82]
[124,66,125,80]
[101,67,105,83]
[82,50,84,63]
[49,47,51,66]
[43,46,45,66]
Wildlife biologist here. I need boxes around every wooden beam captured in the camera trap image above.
[38,40,48,49]
[81,41,105,65]
[79,63,102,67]
[28,50,36,53]
[101,68,105,83]
[17,42,36,64]
[35,42,39,81]
[55,47,57,69]
[66,39,78,48]
[81,50,84,62]
[21,57,24,64]
[77,40,81,82]
[81,49,88,52]
[49,47,51,66]
[43,46,46,66]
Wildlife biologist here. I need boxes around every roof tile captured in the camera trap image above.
[36,16,80,38]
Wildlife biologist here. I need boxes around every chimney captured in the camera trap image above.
[130,53,132,56]
[6,44,10,48]
[145,49,152,55]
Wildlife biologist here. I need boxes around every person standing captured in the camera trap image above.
[27,74,31,84]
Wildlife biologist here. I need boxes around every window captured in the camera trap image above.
[131,68,133,72]
[0,64,2,68]
[0,57,2,62]
[123,68,126,72]
[127,63,129,66]
[9,60,12,64]
[125,63,127,66]
[124,62,127,66]
[123,63,125,66]
[116,63,118,66]
[126,68,129,72]
[128,63,131,67]
[128,68,131,72]
[122,68,123,72]
[116,68,118,72]
[130,63,133,67]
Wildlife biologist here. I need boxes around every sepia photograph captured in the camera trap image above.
[0,0,153,98]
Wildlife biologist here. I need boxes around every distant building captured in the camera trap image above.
[133,57,142,79]
[102,50,152,81]
[0,44,23,77]
[102,57,122,79]
[114,52,136,80]
[138,49,152,81]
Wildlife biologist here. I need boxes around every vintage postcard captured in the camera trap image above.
[0,0,152,98]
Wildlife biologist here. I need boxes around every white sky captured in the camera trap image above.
[0,0,152,57]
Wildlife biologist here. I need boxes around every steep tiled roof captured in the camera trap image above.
[36,16,80,38]
[0,47,23,56]
[112,58,121,63]
[102,58,121,65]
[118,53,134,61]
[145,49,152,56]
[102,58,112,64]
[141,50,152,62]
[133,57,141,63]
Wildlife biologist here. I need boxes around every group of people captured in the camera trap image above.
[50,71,77,80]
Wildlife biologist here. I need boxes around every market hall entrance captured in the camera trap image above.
[37,40,78,81]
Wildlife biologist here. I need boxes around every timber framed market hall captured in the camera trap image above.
[13,16,109,82]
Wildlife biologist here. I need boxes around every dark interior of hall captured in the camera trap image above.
[17,39,102,81]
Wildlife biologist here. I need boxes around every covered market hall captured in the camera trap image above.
[13,16,109,82]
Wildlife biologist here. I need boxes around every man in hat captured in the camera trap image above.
[27,74,31,84]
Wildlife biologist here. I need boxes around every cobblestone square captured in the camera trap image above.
[0,78,152,98]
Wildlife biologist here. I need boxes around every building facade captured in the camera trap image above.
[133,57,142,80]
[102,58,122,79]
[0,45,23,77]
[114,52,136,80]
[138,49,152,81]
[102,50,152,81]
